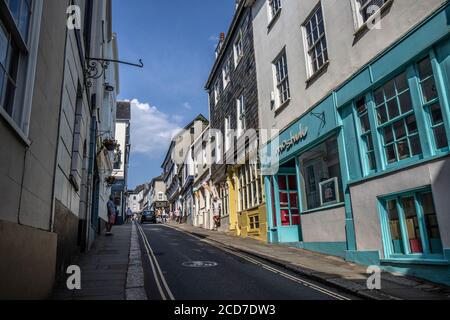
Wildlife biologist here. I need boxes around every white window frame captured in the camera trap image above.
[224,116,232,152]
[0,0,43,142]
[233,30,244,68]
[268,0,282,23]
[222,57,232,90]
[302,3,328,78]
[214,81,220,105]
[236,94,246,138]
[158,192,164,201]
[272,49,290,109]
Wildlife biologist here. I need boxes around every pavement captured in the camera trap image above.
[137,223,357,300]
[52,223,137,300]
[167,222,450,300]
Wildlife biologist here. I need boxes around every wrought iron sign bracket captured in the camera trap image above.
[310,111,326,129]
[84,57,144,88]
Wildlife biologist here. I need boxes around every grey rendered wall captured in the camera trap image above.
[350,159,450,255]
[252,0,446,140]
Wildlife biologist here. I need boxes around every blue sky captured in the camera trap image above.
[112,0,235,190]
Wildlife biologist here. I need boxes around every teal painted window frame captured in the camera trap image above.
[353,49,450,178]
[416,52,450,153]
[378,187,446,263]
[353,96,378,175]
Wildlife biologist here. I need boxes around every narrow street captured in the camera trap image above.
[136,223,357,301]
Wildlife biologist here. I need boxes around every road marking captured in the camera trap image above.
[137,223,175,300]
[182,261,219,268]
[162,224,351,301]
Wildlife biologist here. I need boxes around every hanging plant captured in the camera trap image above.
[103,138,118,151]
[105,176,116,186]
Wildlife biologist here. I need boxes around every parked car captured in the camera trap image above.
[140,210,157,224]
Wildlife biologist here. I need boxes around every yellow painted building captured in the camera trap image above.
[227,163,267,243]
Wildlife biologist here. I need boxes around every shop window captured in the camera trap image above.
[278,175,300,226]
[374,72,422,165]
[299,136,343,211]
[417,57,448,151]
[381,189,444,259]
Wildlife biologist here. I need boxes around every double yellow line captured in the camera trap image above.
[136,222,175,301]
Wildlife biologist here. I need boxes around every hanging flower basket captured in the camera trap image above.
[103,138,118,151]
[105,176,116,186]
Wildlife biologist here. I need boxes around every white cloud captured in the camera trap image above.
[127,99,182,158]
[183,102,192,110]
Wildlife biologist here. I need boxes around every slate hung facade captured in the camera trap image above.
[205,0,266,241]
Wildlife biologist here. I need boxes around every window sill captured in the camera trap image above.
[381,257,449,266]
[305,61,330,87]
[302,203,345,215]
[274,98,291,116]
[353,0,394,39]
[0,108,31,146]
[267,9,282,33]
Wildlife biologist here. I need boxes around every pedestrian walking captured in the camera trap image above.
[126,207,133,223]
[106,195,116,236]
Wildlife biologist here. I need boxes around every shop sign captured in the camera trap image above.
[277,125,309,155]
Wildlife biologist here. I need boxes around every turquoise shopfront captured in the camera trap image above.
[262,94,355,258]
[262,3,450,285]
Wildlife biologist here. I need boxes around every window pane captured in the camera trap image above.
[398,92,413,114]
[374,88,384,106]
[409,135,422,156]
[0,24,8,66]
[433,126,448,149]
[418,57,433,79]
[289,193,299,209]
[421,193,443,254]
[383,127,394,144]
[384,80,396,100]
[368,152,377,171]
[360,113,370,133]
[394,121,406,140]
[387,200,405,254]
[395,72,409,93]
[385,144,396,163]
[402,197,423,254]
[278,176,287,190]
[377,105,388,124]
[281,210,290,226]
[406,115,418,134]
[387,99,399,120]
[288,175,297,190]
[421,78,438,103]
[397,140,410,160]
[429,104,444,125]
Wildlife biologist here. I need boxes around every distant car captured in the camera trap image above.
[140,211,157,224]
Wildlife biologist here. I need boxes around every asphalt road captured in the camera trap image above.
[137,223,358,301]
